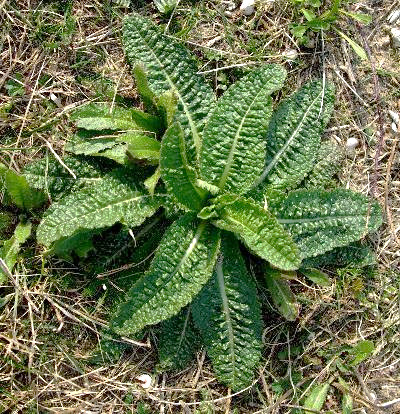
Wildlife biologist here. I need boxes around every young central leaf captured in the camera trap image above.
[111,213,221,335]
[123,14,216,159]
[160,123,206,211]
[205,194,301,271]
[192,233,263,391]
[37,168,164,246]
[200,65,287,195]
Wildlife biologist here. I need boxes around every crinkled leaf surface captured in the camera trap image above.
[65,131,119,156]
[203,194,301,271]
[111,213,220,335]
[37,168,164,246]
[23,156,114,200]
[302,140,344,189]
[200,65,286,194]
[273,189,382,258]
[71,102,142,131]
[302,242,376,268]
[160,123,206,211]
[257,80,335,189]
[123,14,216,159]
[157,307,199,372]
[192,233,263,391]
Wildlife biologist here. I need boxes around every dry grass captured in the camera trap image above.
[1,0,399,412]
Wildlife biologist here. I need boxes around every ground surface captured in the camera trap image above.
[0,0,399,413]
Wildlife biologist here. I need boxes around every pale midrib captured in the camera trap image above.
[178,131,206,200]
[278,214,368,225]
[256,90,323,185]
[122,221,207,331]
[177,307,191,352]
[47,192,152,240]
[134,27,202,156]
[217,87,268,190]
[216,260,236,379]
[217,210,291,262]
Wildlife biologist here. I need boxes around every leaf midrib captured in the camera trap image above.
[257,90,324,185]
[216,259,236,380]
[130,23,202,156]
[217,87,269,190]
[215,208,295,266]
[43,191,155,242]
[120,221,207,332]
[278,214,370,225]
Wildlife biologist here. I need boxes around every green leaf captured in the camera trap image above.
[342,392,353,414]
[37,168,164,246]
[157,307,199,372]
[348,340,374,366]
[132,65,157,112]
[154,0,178,14]
[192,233,263,391]
[119,133,161,164]
[92,143,130,165]
[111,214,221,335]
[203,194,301,271]
[23,156,114,200]
[300,268,331,287]
[302,141,344,189]
[0,212,13,239]
[5,170,45,210]
[200,65,286,195]
[334,28,367,60]
[123,14,216,159]
[160,123,206,211]
[65,132,119,156]
[71,102,141,131]
[50,229,97,260]
[302,242,376,268]
[302,8,316,21]
[340,9,372,25]
[264,267,299,321]
[130,109,163,134]
[0,222,32,283]
[157,89,178,127]
[302,383,330,413]
[144,167,161,195]
[257,80,335,190]
[273,189,382,259]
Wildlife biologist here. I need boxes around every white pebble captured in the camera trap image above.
[392,122,398,133]
[390,28,400,48]
[388,9,400,24]
[346,137,359,150]
[240,0,255,15]
[136,374,152,389]
[389,109,400,124]
[283,48,298,60]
